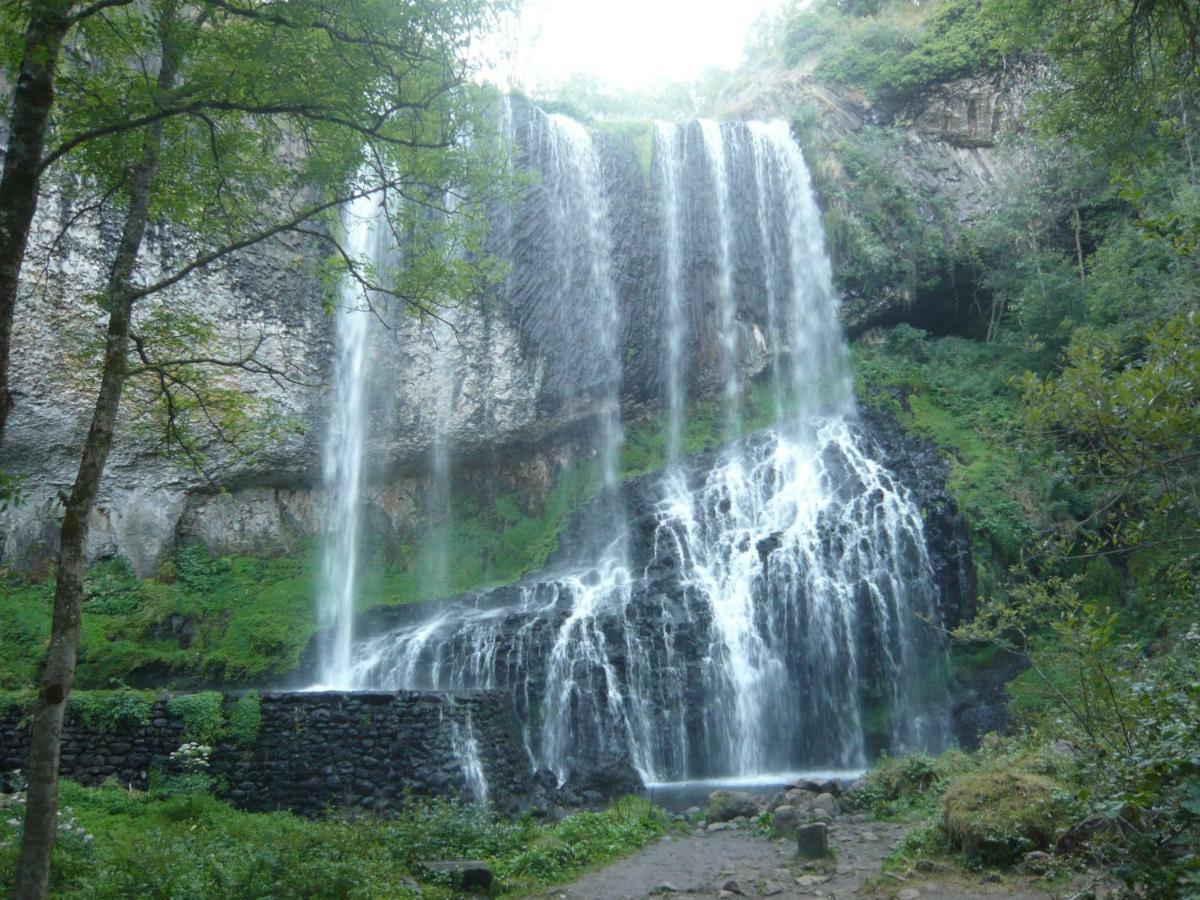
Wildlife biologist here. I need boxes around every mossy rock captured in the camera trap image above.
[942,769,1067,865]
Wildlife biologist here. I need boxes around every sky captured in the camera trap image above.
[498,0,783,92]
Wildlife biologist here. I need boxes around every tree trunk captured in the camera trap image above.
[12,10,180,893]
[1071,200,1086,282]
[0,0,74,451]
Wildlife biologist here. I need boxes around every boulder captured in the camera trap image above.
[419,860,493,892]
[706,789,760,823]
[793,778,841,796]
[796,822,830,858]
[813,792,839,816]
[560,753,643,807]
[772,804,800,837]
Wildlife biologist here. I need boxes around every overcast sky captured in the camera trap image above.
[496,0,783,91]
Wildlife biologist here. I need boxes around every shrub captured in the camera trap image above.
[226,691,262,747]
[850,749,975,816]
[942,767,1068,865]
[167,692,225,744]
[70,691,154,733]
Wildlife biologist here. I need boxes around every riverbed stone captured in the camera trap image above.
[774,804,803,836]
[707,789,760,823]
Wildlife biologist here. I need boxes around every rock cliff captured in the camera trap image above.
[1,79,1027,576]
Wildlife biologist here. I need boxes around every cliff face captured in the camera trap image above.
[0,83,1018,575]
[719,64,1043,334]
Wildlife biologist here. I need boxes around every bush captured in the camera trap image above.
[226,691,262,747]
[850,750,976,817]
[167,692,225,744]
[70,691,154,733]
[942,767,1068,865]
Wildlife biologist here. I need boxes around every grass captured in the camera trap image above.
[942,768,1068,865]
[0,782,674,898]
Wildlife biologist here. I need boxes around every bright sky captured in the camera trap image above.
[503,0,783,92]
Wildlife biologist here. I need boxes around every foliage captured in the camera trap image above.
[1001,0,1199,162]
[226,692,261,748]
[1022,312,1200,575]
[166,692,224,744]
[0,783,670,898]
[776,0,1025,101]
[68,691,154,734]
[849,750,976,818]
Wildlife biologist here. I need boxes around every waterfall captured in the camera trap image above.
[333,113,951,783]
[446,703,489,805]
[655,122,686,467]
[699,121,741,439]
[315,193,386,689]
[420,316,456,601]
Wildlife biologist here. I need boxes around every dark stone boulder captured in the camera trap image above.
[796,822,830,858]
[560,753,643,808]
[419,860,493,892]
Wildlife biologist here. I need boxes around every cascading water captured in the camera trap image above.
[340,114,952,785]
[445,702,489,805]
[698,120,741,439]
[315,193,387,689]
[655,121,686,467]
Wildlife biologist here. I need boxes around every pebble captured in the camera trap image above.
[707,822,734,833]
[796,874,830,887]
[898,890,922,900]
[859,830,879,842]
[653,883,680,894]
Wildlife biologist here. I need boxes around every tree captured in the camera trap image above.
[2,1,508,896]
[0,0,81,487]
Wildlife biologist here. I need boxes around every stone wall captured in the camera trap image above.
[0,690,533,814]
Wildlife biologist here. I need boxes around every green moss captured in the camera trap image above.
[851,750,977,818]
[942,768,1068,865]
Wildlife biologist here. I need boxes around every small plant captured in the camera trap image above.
[168,741,213,775]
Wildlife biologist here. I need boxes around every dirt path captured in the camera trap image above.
[543,816,1092,900]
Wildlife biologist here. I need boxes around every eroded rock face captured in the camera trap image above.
[1,101,806,574]
[1,76,1019,575]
